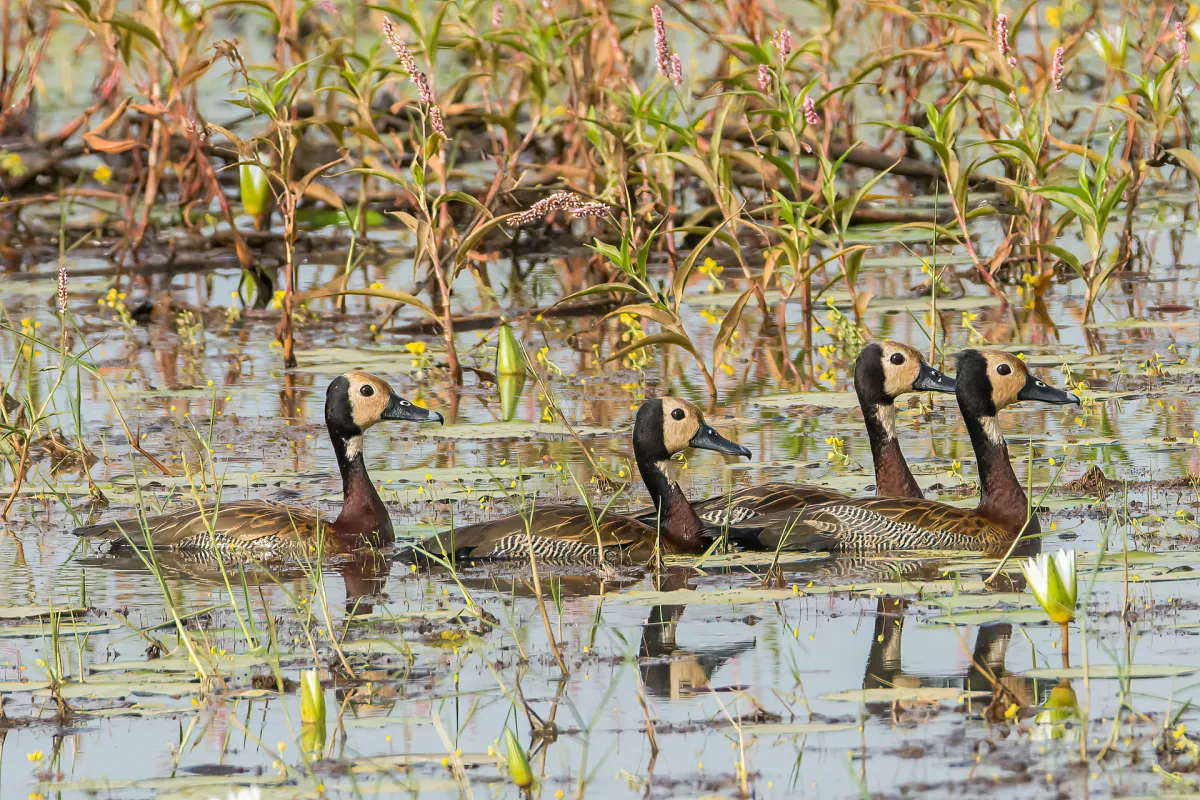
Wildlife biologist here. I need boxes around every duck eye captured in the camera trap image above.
[671,408,686,421]
[997,364,1012,376]
[889,353,905,366]
[359,385,375,397]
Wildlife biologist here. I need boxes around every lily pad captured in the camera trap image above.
[922,608,1054,626]
[1024,665,1197,680]
[734,722,857,736]
[0,605,87,620]
[0,680,51,693]
[820,687,990,703]
[753,391,860,410]
[420,421,619,440]
[34,680,200,699]
[293,346,427,375]
[0,620,121,637]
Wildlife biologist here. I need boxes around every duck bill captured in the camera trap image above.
[1017,375,1080,405]
[382,394,445,424]
[689,424,751,459]
[913,361,956,393]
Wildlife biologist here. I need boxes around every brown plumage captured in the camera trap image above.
[412,397,751,565]
[649,341,956,530]
[739,350,1079,554]
[72,372,443,556]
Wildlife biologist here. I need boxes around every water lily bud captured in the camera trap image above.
[239,161,270,220]
[496,323,524,376]
[300,668,325,726]
[504,727,533,789]
[498,373,526,422]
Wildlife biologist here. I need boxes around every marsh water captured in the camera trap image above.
[2,205,1200,800]
[6,5,1200,797]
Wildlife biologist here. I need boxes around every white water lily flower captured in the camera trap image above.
[1020,549,1077,624]
[209,788,261,800]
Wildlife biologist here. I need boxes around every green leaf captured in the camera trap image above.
[108,15,161,50]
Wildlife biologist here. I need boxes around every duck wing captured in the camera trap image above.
[745,498,1004,553]
[415,504,658,564]
[633,482,849,530]
[72,500,327,550]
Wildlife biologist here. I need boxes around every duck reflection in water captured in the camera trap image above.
[863,595,1057,722]
[637,568,755,700]
[77,550,393,616]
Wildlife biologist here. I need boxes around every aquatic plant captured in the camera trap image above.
[1021,549,1078,625]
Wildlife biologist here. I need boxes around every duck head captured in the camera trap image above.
[325,371,443,459]
[634,397,752,465]
[956,350,1078,443]
[856,341,957,403]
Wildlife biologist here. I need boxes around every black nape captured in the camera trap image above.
[854,343,888,405]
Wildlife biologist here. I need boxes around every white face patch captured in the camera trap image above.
[873,403,897,440]
[979,416,1005,445]
[343,435,363,461]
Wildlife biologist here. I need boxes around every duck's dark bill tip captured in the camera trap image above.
[1017,377,1080,406]
[914,361,956,393]
[382,393,444,423]
[689,426,752,459]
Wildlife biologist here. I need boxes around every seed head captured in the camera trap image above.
[1051,46,1065,92]
[757,64,771,91]
[803,96,820,126]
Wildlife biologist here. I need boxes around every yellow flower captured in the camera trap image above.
[1046,5,1062,29]
[93,164,113,185]
[406,341,427,355]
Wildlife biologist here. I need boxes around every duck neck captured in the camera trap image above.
[635,453,705,552]
[963,412,1031,535]
[861,399,923,499]
[330,430,394,545]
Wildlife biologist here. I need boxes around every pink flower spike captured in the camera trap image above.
[757,64,771,91]
[651,6,671,77]
[57,265,68,313]
[803,96,820,126]
[995,14,1011,58]
[772,29,792,59]
[670,54,684,88]
[1178,21,1190,68]
[1052,46,1065,92]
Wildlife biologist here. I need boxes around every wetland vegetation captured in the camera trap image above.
[2,0,1200,797]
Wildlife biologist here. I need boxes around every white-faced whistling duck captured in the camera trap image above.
[411,397,750,566]
[645,341,956,530]
[730,350,1079,553]
[72,372,443,556]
